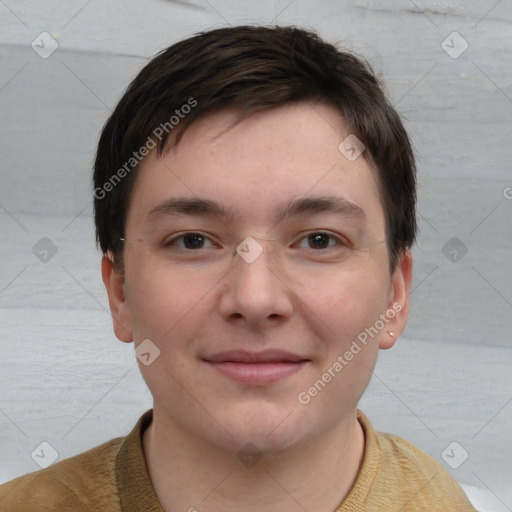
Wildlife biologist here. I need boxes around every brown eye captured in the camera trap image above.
[308,233,331,249]
[164,232,214,250]
[296,232,343,250]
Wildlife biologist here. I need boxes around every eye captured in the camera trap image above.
[296,232,346,250]
[161,231,346,251]
[163,232,215,250]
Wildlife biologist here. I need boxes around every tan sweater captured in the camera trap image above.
[0,409,476,511]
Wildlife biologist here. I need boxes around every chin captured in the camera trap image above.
[207,404,318,454]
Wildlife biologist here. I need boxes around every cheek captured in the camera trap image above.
[302,266,388,340]
[123,257,213,341]
[301,270,386,411]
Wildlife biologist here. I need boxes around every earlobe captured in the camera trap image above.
[379,250,413,350]
[101,253,133,343]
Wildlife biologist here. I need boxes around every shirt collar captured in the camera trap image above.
[116,409,164,511]
[334,410,382,510]
[115,408,378,511]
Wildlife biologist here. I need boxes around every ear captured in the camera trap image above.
[379,249,413,350]
[101,253,133,343]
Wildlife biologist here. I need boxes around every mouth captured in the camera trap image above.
[202,349,310,385]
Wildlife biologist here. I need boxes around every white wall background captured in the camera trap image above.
[0,1,511,510]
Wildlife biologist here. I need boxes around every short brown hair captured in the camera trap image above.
[93,25,417,272]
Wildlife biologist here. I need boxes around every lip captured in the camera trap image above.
[202,350,310,385]
[204,349,308,363]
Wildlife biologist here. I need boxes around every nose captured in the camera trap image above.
[218,237,293,329]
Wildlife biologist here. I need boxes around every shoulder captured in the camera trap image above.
[376,430,445,475]
[351,411,476,511]
[0,436,124,512]
[374,430,476,511]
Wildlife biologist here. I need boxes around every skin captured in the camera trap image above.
[102,101,412,512]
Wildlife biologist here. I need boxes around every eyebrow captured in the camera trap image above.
[146,195,366,224]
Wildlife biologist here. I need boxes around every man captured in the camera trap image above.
[0,25,476,511]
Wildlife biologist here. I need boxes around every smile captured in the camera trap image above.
[202,350,310,385]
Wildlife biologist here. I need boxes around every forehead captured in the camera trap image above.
[126,102,385,235]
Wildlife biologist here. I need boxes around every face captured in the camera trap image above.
[103,102,411,453]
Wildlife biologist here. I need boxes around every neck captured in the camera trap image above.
[143,407,365,512]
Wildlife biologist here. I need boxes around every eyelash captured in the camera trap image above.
[163,231,348,251]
